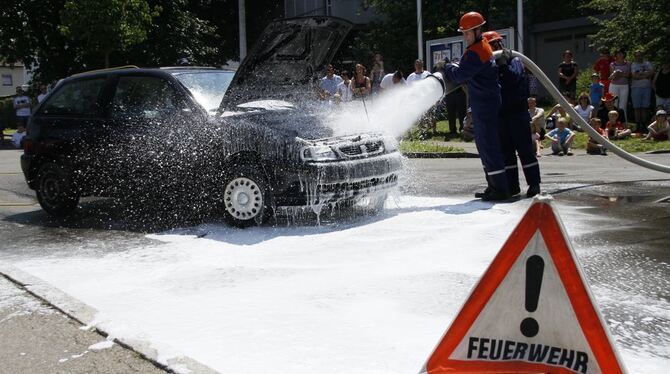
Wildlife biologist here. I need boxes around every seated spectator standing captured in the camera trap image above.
[606,110,631,139]
[379,70,407,91]
[597,93,625,128]
[574,92,595,128]
[370,62,384,95]
[609,50,631,121]
[547,118,575,156]
[644,109,669,141]
[558,50,578,99]
[586,118,608,155]
[530,120,542,157]
[589,73,604,106]
[351,63,371,99]
[13,87,32,127]
[594,47,614,92]
[336,70,353,102]
[320,64,343,99]
[630,50,655,129]
[11,122,27,148]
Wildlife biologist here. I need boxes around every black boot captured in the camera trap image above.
[509,185,521,196]
[481,188,511,201]
[474,186,491,198]
[526,184,541,198]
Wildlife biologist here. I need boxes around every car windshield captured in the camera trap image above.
[173,71,235,113]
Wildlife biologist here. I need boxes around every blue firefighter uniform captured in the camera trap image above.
[497,55,541,193]
[442,38,509,195]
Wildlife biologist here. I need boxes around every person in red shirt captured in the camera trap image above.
[593,47,614,92]
[586,118,608,155]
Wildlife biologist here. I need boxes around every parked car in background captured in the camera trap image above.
[21,17,403,227]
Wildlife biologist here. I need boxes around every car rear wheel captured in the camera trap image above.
[36,163,80,217]
[222,167,272,228]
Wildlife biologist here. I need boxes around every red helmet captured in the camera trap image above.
[458,12,486,32]
[482,31,503,43]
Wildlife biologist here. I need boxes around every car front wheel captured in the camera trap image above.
[222,167,272,227]
[35,163,80,217]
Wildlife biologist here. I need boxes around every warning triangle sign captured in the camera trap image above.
[421,199,627,374]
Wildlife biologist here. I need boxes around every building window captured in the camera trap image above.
[1,74,12,86]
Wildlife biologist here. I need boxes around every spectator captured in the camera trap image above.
[528,96,546,139]
[11,122,27,148]
[319,64,343,99]
[407,59,430,84]
[609,49,631,120]
[593,47,614,92]
[369,62,384,95]
[652,61,670,112]
[586,118,608,155]
[574,92,595,127]
[630,50,654,128]
[526,68,539,97]
[13,86,32,127]
[351,63,371,99]
[374,53,385,73]
[558,50,578,98]
[597,92,626,128]
[546,103,572,130]
[461,107,475,142]
[530,119,542,157]
[643,109,669,141]
[37,84,48,103]
[605,110,631,139]
[335,70,352,102]
[445,86,467,135]
[547,117,575,156]
[589,73,605,106]
[379,70,407,91]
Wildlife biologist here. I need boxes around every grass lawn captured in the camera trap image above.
[399,140,464,153]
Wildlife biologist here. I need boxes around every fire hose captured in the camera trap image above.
[430,52,670,174]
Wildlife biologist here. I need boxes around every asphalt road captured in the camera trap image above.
[1,146,669,373]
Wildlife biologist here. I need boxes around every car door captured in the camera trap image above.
[106,74,198,196]
[32,75,113,192]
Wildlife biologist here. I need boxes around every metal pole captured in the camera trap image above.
[417,0,423,61]
[239,0,247,61]
[517,0,524,54]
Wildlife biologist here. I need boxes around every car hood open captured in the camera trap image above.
[219,16,352,111]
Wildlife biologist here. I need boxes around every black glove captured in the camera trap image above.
[495,49,513,67]
[432,57,451,73]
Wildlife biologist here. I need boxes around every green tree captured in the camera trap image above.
[585,0,670,65]
[59,0,157,67]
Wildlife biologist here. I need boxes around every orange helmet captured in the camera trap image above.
[482,31,503,43]
[458,12,486,32]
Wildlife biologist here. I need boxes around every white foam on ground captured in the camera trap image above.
[5,196,669,373]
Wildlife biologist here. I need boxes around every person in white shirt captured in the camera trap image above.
[335,70,353,102]
[13,87,32,127]
[37,84,48,103]
[573,92,595,128]
[406,59,430,84]
[319,64,343,99]
[379,70,407,91]
[528,97,546,139]
[12,123,26,148]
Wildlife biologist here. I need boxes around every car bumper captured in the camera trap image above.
[273,152,403,206]
[20,154,36,189]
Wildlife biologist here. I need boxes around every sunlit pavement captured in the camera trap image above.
[1,148,669,373]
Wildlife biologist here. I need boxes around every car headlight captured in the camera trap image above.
[383,136,399,152]
[300,145,338,162]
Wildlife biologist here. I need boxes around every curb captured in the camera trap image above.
[646,149,670,154]
[402,152,479,158]
[0,261,219,374]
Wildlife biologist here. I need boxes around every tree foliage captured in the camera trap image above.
[59,0,157,67]
[584,0,670,65]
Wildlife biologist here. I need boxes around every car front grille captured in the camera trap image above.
[338,141,384,158]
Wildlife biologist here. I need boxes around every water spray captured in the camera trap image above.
[498,50,670,174]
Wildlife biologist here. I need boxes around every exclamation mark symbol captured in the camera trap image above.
[520,255,544,338]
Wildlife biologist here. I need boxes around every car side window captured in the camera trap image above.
[111,76,183,120]
[40,78,106,116]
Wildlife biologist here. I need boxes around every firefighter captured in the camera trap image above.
[483,31,541,198]
[441,12,510,201]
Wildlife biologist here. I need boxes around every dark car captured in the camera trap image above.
[21,17,405,227]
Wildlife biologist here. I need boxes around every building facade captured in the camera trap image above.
[0,61,29,97]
